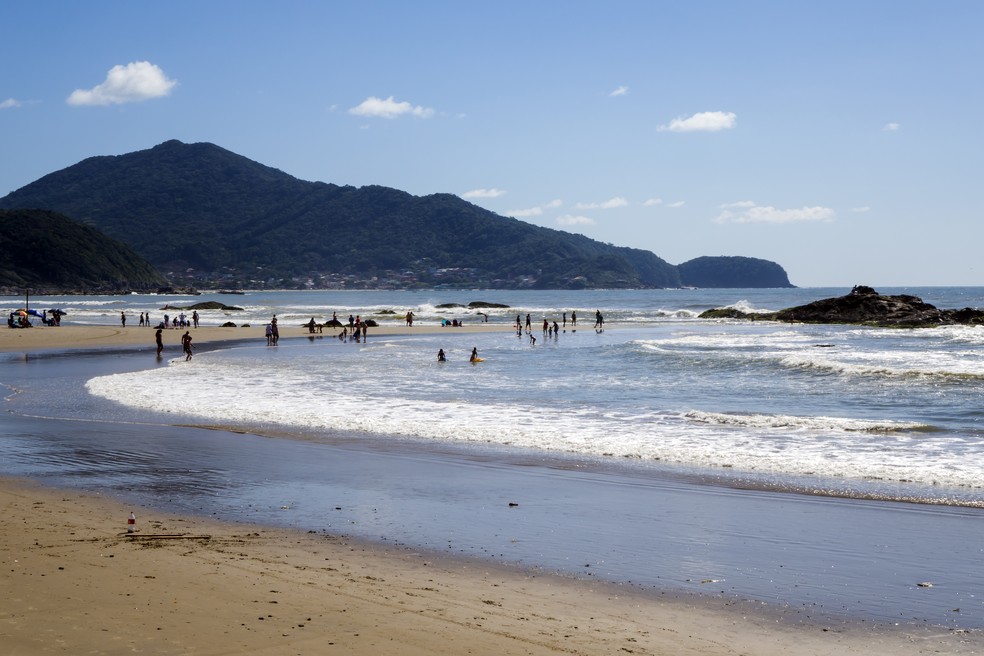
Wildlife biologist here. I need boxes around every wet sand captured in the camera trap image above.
[2,327,983,654]
[0,322,514,354]
[3,476,977,655]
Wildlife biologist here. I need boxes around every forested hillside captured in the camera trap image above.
[0,209,167,292]
[0,140,792,289]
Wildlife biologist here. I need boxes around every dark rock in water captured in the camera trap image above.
[700,285,984,327]
[165,301,244,311]
[468,301,510,308]
[325,318,343,327]
[697,307,756,320]
[436,303,465,309]
[220,321,237,327]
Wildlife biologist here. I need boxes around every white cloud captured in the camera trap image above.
[462,188,506,199]
[643,198,663,207]
[851,206,871,213]
[609,85,629,97]
[67,61,176,106]
[507,206,543,218]
[574,197,628,210]
[667,200,686,208]
[507,199,562,218]
[883,122,901,131]
[348,95,434,119]
[715,203,835,225]
[659,111,736,132]
[1,98,22,109]
[720,200,755,209]
[557,214,596,226]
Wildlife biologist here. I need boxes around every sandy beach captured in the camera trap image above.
[2,324,982,654]
[0,322,512,354]
[4,476,977,656]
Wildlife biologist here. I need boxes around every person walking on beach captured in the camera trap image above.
[192,310,199,329]
[406,311,414,327]
[271,317,279,345]
[595,310,604,330]
[265,323,273,346]
[181,331,194,361]
[571,310,577,326]
[525,313,532,331]
[155,328,163,357]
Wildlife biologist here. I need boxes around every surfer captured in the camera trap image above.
[470,347,480,362]
[438,348,447,362]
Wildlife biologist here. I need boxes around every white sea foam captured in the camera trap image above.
[85,342,983,491]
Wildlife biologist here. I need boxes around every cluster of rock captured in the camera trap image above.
[700,286,984,327]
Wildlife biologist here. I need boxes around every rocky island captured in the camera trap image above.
[701,285,984,327]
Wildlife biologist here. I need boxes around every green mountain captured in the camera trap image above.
[0,209,168,292]
[0,140,793,289]
[678,256,793,288]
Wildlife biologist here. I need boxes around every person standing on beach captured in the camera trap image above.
[571,310,577,326]
[595,310,604,330]
[192,310,199,329]
[155,328,163,357]
[271,317,279,345]
[121,311,126,327]
[181,331,194,361]
[525,313,531,331]
[563,312,567,328]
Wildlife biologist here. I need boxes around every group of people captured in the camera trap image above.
[436,347,482,363]
[154,327,194,361]
[265,317,280,345]
[130,310,199,330]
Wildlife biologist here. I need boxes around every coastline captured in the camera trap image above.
[3,323,983,653]
[0,322,515,354]
[3,476,976,655]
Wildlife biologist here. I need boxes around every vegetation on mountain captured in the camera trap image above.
[678,256,793,288]
[0,140,793,289]
[0,209,167,292]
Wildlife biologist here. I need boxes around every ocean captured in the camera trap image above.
[4,287,984,629]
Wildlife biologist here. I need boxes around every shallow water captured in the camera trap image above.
[3,287,984,630]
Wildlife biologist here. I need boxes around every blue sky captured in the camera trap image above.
[2,1,982,287]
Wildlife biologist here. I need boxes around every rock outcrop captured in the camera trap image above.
[700,285,984,327]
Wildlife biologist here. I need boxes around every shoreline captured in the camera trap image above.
[3,324,983,652]
[0,322,518,354]
[2,475,977,655]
